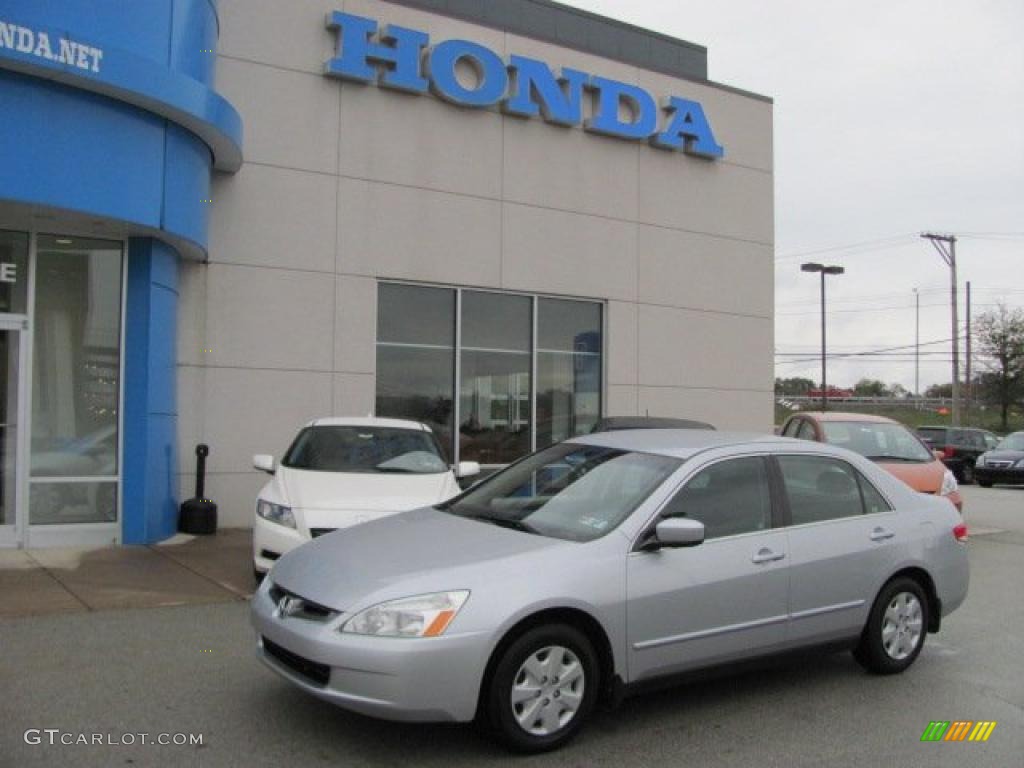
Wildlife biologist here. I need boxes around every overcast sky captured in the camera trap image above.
[564,0,1024,392]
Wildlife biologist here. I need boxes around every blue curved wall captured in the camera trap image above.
[0,0,242,256]
[0,0,243,543]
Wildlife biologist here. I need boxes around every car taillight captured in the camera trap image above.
[942,445,956,459]
[953,523,968,543]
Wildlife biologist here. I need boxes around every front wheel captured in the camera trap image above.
[482,624,599,753]
[853,577,929,674]
[978,479,993,488]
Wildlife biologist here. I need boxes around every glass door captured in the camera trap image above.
[0,323,24,547]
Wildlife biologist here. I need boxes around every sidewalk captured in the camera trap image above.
[0,529,254,619]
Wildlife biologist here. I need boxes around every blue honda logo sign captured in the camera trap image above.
[324,12,724,160]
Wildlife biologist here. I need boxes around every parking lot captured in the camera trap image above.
[1,486,1021,768]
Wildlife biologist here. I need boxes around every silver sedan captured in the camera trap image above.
[252,430,969,751]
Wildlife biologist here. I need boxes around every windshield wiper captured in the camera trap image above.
[457,512,540,535]
[373,466,421,474]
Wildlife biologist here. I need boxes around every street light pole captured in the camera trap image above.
[801,262,845,411]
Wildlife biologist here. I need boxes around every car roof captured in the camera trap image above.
[795,412,897,424]
[305,417,431,431]
[569,429,799,460]
[592,416,715,432]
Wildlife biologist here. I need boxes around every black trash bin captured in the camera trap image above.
[179,444,218,535]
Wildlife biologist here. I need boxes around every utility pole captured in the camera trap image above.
[921,233,959,425]
[913,288,920,403]
[965,281,972,424]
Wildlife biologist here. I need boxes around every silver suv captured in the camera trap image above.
[253,430,969,752]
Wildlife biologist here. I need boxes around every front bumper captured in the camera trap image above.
[253,516,305,573]
[974,466,1024,486]
[251,579,491,723]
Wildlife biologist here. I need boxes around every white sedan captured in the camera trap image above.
[252,417,478,579]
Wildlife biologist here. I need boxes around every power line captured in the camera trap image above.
[774,233,918,264]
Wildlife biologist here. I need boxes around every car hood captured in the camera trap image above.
[873,459,945,494]
[275,466,453,510]
[268,507,562,611]
[982,450,1024,462]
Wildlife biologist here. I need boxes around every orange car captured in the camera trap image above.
[779,412,963,511]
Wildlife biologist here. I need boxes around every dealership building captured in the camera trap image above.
[0,0,773,547]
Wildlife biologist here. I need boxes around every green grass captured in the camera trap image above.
[774,401,1023,434]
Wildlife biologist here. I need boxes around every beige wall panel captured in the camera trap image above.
[333,372,377,417]
[217,58,340,175]
[637,150,774,245]
[607,300,638,386]
[203,264,335,371]
[335,275,377,374]
[178,367,332,475]
[209,164,337,273]
[338,83,503,199]
[218,0,337,75]
[637,305,773,390]
[337,177,502,285]
[637,386,773,432]
[501,204,636,301]
[606,384,640,418]
[637,226,773,316]
[502,117,639,221]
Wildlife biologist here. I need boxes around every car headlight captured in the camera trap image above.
[940,469,959,496]
[341,591,470,638]
[256,499,295,529]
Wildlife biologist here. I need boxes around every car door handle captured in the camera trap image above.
[751,548,786,564]
[870,528,895,542]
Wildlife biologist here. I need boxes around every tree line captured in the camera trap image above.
[776,304,1024,430]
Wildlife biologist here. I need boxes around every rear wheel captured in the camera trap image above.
[961,462,975,485]
[853,577,928,674]
[978,478,993,488]
[482,624,599,753]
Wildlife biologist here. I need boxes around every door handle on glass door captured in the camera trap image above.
[751,548,785,564]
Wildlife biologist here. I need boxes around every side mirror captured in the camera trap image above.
[253,454,276,474]
[647,518,705,550]
[456,461,481,479]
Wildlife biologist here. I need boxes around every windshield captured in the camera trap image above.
[282,426,448,474]
[821,421,934,462]
[439,442,680,542]
[996,433,1024,451]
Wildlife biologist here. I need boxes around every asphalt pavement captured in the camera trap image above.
[1,486,1021,768]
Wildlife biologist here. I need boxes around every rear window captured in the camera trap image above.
[917,427,946,445]
[282,426,448,474]
[822,422,934,463]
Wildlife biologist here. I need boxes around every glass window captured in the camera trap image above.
[796,420,817,440]
[821,421,933,462]
[781,419,799,437]
[30,235,123,525]
[283,426,447,474]
[375,284,604,468]
[537,299,601,448]
[459,292,531,465]
[440,442,680,542]
[376,284,455,459]
[858,474,892,515]
[777,455,866,525]
[661,457,771,539]
[0,230,29,314]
